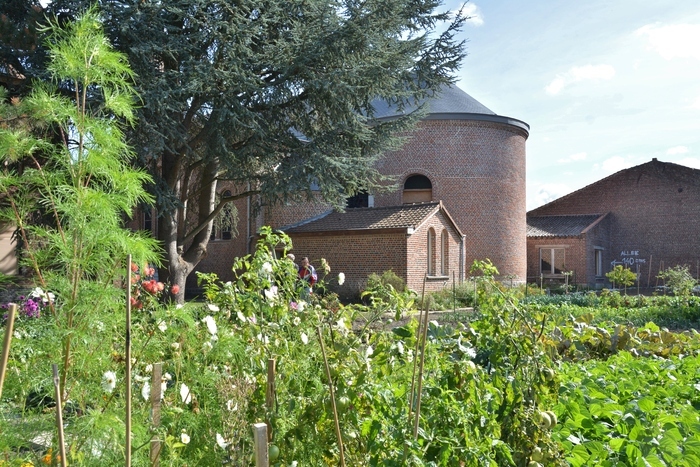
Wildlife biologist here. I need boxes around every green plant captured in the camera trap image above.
[658,265,697,297]
[606,265,637,292]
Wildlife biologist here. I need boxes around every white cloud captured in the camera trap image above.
[691,96,700,109]
[666,146,689,156]
[636,23,700,60]
[545,64,616,95]
[459,3,484,27]
[557,151,587,164]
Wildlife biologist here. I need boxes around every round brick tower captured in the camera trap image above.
[373,85,529,281]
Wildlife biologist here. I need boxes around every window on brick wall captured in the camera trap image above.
[403,175,432,204]
[441,229,449,276]
[211,190,235,241]
[540,247,566,276]
[427,228,436,275]
[595,248,604,277]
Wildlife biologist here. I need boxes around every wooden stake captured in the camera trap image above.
[408,275,427,420]
[150,363,163,467]
[126,255,132,466]
[52,364,67,467]
[252,422,268,467]
[412,290,431,440]
[316,326,346,467]
[265,358,276,441]
[0,304,17,400]
[647,255,653,288]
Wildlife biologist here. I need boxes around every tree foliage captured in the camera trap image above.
[35,0,469,298]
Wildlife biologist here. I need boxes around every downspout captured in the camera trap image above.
[460,234,466,283]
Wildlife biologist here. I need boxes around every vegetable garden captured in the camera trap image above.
[1,9,700,467]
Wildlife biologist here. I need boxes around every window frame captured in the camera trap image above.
[540,246,566,277]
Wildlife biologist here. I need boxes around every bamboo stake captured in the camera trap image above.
[265,358,276,442]
[408,275,427,420]
[52,364,67,467]
[0,304,17,400]
[126,255,132,466]
[150,363,163,467]
[316,326,346,467]
[647,255,652,288]
[252,422,268,467]
[412,288,432,440]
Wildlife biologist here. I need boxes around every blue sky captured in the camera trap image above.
[446,0,700,209]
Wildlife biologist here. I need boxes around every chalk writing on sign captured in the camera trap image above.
[611,250,646,268]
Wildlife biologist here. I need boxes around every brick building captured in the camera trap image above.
[284,201,464,296]
[527,159,700,288]
[193,84,531,295]
[188,86,529,292]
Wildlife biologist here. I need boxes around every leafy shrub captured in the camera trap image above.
[366,269,407,293]
[658,265,697,297]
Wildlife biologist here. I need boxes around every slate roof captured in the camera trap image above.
[526,214,605,238]
[371,84,496,119]
[282,202,453,234]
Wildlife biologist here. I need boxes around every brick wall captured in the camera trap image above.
[373,119,527,282]
[288,231,408,299]
[529,160,700,282]
[406,210,464,292]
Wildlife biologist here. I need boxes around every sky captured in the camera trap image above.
[445,0,700,210]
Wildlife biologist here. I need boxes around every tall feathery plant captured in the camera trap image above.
[0,8,159,400]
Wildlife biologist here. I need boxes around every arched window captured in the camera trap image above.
[403,175,432,204]
[211,190,236,241]
[427,228,436,275]
[441,229,449,276]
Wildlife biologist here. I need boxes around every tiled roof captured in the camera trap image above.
[371,84,496,120]
[283,202,442,233]
[526,214,604,237]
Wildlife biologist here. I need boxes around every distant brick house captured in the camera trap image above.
[193,84,530,295]
[283,201,464,297]
[527,159,700,288]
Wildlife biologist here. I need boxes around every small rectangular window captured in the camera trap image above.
[595,249,603,277]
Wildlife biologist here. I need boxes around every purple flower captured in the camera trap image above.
[23,299,40,318]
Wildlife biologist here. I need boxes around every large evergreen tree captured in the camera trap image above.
[9,0,468,300]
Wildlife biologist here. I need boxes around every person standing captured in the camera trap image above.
[298,257,317,297]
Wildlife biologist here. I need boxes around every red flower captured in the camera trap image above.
[171,284,180,295]
[131,262,139,272]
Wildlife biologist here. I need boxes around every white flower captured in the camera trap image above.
[301,332,309,345]
[180,431,190,444]
[261,262,273,274]
[30,287,55,304]
[256,333,269,344]
[13,331,21,339]
[226,399,238,411]
[337,272,345,285]
[335,317,349,336]
[396,341,405,354]
[180,383,192,404]
[176,303,183,309]
[297,301,306,312]
[293,316,301,326]
[365,345,374,357]
[157,321,167,333]
[237,311,246,322]
[216,433,229,449]
[202,315,218,336]
[163,372,173,381]
[171,342,180,350]
[141,382,150,401]
[264,286,278,302]
[202,341,213,352]
[207,303,220,312]
[101,371,117,394]
[145,364,153,373]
